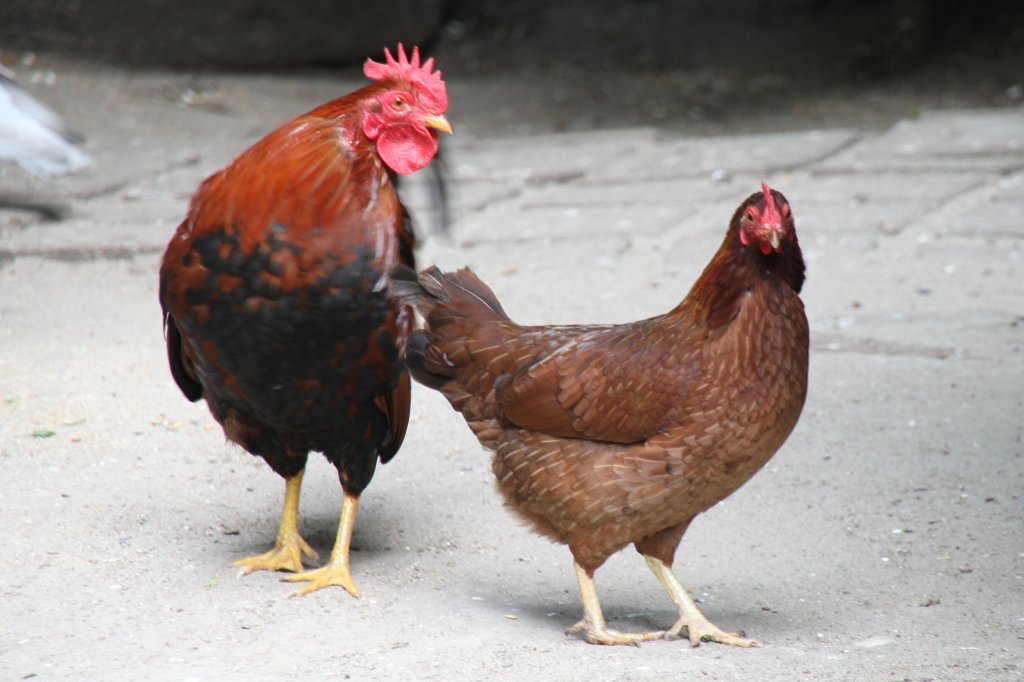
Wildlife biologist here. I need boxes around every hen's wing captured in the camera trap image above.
[492,318,705,443]
[402,266,706,444]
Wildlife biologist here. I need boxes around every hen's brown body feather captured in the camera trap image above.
[397,187,807,643]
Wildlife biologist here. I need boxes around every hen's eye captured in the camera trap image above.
[744,210,756,223]
[392,96,406,109]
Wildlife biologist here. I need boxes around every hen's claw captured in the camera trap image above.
[667,618,759,647]
[565,619,666,646]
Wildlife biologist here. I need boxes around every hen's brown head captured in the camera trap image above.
[362,44,452,175]
[738,182,795,255]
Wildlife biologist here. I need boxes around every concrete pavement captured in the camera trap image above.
[1,60,1022,681]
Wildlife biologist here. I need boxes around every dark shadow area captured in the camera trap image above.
[438,0,1024,134]
[2,1,1021,135]
[4,0,1022,78]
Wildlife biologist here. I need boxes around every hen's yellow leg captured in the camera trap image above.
[644,556,758,647]
[565,561,667,645]
[285,492,360,597]
[233,471,318,575]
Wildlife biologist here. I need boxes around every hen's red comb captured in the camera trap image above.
[364,44,448,113]
[761,181,782,225]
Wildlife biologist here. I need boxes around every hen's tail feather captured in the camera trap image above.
[434,266,509,319]
[405,330,453,390]
[390,265,433,313]
[390,265,511,390]
[427,145,453,235]
[393,137,452,236]
[390,265,454,389]
[391,265,509,321]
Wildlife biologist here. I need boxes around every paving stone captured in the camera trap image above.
[449,128,663,183]
[451,176,748,245]
[588,129,860,181]
[921,173,1024,240]
[815,108,1024,173]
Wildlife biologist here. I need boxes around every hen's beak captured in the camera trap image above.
[768,228,782,251]
[422,114,453,135]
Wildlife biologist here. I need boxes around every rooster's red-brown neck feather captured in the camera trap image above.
[183,84,391,248]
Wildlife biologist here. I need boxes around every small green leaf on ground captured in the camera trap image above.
[31,429,57,439]
[204,578,220,589]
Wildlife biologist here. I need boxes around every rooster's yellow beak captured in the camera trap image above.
[422,114,453,135]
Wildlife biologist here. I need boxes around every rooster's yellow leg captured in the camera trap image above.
[644,556,758,647]
[233,471,318,575]
[285,491,360,597]
[565,561,667,645]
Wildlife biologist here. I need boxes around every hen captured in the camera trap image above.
[395,184,808,644]
[159,45,451,597]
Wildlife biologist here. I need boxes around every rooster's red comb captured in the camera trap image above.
[364,44,448,113]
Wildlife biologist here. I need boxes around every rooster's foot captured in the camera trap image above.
[284,560,359,597]
[233,534,318,575]
[234,472,317,575]
[283,491,361,597]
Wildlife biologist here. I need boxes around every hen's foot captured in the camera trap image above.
[644,555,759,648]
[566,618,667,646]
[667,618,759,647]
[234,471,317,575]
[568,561,670,646]
[284,491,361,597]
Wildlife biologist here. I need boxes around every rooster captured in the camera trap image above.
[159,45,451,597]
[394,184,808,644]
